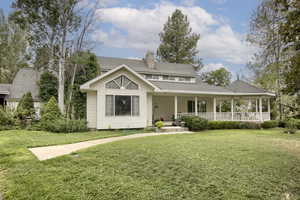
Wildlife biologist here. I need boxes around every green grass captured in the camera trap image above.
[1,129,300,199]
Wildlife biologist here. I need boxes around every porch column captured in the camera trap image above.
[268,98,271,120]
[213,97,216,121]
[231,98,234,121]
[259,97,263,121]
[256,98,258,113]
[174,96,178,120]
[195,96,198,116]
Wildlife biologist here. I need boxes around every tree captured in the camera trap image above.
[39,71,58,102]
[275,0,300,97]
[247,0,287,119]
[41,96,61,122]
[157,9,200,64]
[16,92,35,120]
[11,0,81,113]
[201,68,232,87]
[0,9,28,83]
[66,51,99,119]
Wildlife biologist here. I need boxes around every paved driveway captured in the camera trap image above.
[29,131,192,161]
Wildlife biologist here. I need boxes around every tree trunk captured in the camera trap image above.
[58,55,65,113]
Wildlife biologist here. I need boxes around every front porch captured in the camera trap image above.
[152,95,271,122]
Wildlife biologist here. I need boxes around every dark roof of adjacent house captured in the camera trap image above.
[8,68,40,101]
[98,56,197,77]
[227,80,270,94]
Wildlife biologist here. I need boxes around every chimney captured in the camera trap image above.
[144,51,156,69]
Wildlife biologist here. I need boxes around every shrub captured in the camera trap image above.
[285,119,298,134]
[207,121,261,130]
[0,108,15,126]
[182,116,208,131]
[261,120,279,129]
[155,121,164,129]
[42,119,88,133]
[181,116,197,127]
[239,122,261,129]
[16,92,35,121]
[41,97,61,122]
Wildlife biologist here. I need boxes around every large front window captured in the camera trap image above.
[106,95,140,116]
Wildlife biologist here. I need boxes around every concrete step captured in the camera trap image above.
[160,126,189,132]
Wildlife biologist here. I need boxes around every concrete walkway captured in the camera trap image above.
[29,131,192,161]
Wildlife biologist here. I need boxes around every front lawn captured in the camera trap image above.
[1,129,300,199]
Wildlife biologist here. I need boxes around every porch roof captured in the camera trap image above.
[150,78,275,96]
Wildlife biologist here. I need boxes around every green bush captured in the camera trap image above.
[41,96,61,122]
[261,120,279,129]
[0,108,15,126]
[16,92,35,120]
[155,121,164,129]
[182,116,208,131]
[42,119,88,133]
[285,119,298,134]
[207,121,261,130]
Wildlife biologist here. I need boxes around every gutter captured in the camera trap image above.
[154,90,276,97]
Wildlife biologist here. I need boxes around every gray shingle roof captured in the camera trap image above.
[228,80,269,94]
[9,68,40,101]
[98,56,197,77]
[0,84,11,94]
[150,77,233,93]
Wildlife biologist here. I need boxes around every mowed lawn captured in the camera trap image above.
[1,129,300,200]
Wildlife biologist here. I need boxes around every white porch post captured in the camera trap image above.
[259,97,263,121]
[174,96,178,120]
[268,98,271,120]
[256,98,258,113]
[195,96,198,116]
[231,98,234,121]
[213,97,216,121]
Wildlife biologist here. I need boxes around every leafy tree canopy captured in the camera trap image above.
[39,71,58,102]
[201,68,232,87]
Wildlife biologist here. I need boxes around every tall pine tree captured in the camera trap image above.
[157,9,200,64]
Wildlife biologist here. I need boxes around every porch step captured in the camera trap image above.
[161,126,189,132]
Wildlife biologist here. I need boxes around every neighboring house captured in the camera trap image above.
[0,68,42,116]
[80,52,275,130]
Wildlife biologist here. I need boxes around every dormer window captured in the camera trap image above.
[106,75,138,90]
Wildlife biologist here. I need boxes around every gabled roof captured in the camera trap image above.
[228,80,274,95]
[98,56,197,77]
[81,64,159,91]
[9,68,40,100]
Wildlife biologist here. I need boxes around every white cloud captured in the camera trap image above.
[201,63,229,73]
[182,0,196,6]
[92,1,256,65]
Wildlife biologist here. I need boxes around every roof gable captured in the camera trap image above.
[80,64,159,91]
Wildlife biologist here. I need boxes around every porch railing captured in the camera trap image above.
[178,112,271,121]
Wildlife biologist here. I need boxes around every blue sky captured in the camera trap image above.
[1,0,260,77]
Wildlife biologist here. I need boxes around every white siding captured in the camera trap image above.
[90,69,154,129]
[86,91,97,128]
